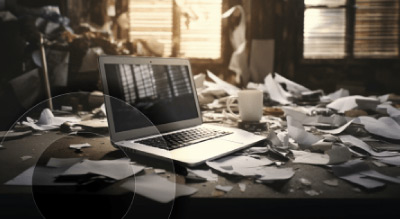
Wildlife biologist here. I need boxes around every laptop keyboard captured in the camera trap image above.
[136,127,233,150]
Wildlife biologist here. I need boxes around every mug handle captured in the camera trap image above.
[226,96,240,119]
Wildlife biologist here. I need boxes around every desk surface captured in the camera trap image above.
[1,131,400,218]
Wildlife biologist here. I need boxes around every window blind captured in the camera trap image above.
[129,0,173,56]
[354,0,399,58]
[128,0,222,59]
[303,0,346,58]
[179,0,222,59]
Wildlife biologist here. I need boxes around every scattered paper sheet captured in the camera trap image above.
[340,135,399,157]
[256,167,295,182]
[46,158,83,168]
[360,170,400,184]
[23,108,81,131]
[5,165,77,186]
[154,169,166,174]
[62,159,143,180]
[4,167,34,186]
[264,74,291,105]
[274,73,310,94]
[222,5,248,84]
[206,70,240,96]
[206,155,272,175]
[238,183,246,192]
[20,155,33,161]
[287,116,322,147]
[69,143,91,150]
[332,160,385,189]
[354,116,400,140]
[376,156,400,167]
[120,174,197,203]
[186,169,218,182]
[327,96,379,113]
[321,88,350,102]
[215,185,233,193]
[323,179,339,187]
[292,147,351,165]
[317,120,354,135]
[376,104,400,124]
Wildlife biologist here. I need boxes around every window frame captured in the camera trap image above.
[300,0,400,65]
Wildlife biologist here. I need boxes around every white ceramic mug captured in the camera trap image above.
[226,90,263,122]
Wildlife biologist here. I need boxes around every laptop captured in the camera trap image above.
[98,55,265,166]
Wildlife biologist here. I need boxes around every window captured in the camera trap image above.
[129,0,222,59]
[303,0,400,59]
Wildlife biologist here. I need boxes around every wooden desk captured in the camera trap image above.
[1,132,400,218]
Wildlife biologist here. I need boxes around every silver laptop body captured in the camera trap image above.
[98,55,265,166]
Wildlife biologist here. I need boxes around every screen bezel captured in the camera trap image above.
[98,55,203,142]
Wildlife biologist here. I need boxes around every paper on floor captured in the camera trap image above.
[332,160,385,189]
[215,185,233,193]
[69,143,91,150]
[287,116,322,148]
[360,170,400,184]
[340,135,399,157]
[256,167,295,182]
[376,156,400,167]
[206,155,273,175]
[291,147,351,165]
[61,159,144,180]
[354,116,400,140]
[238,183,246,192]
[23,108,81,131]
[186,169,218,182]
[46,157,83,168]
[120,174,197,203]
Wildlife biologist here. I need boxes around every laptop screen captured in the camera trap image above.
[103,63,199,133]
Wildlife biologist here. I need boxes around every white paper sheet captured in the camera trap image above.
[376,156,400,167]
[186,169,218,182]
[206,70,240,96]
[292,147,351,165]
[354,116,400,140]
[238,183,246,192]
[120,174,197,203]
[222,5,248,84]
[23,108,81,131]
[215,185,233,192]
[331,160,385,189]
[322,88,350,102]
[339,135,398,157]
[206,155,273,176]
[264,74,292,105]
[256,167,295,182]
[327,96,379,113]
[274,73,310,94]
[360,170,400,184]
[376,104,400,124]
[62,159,143,180]
[317,120,354,135]
[69,143,91,150]
[287,116,322,147]
[46,158,83,168]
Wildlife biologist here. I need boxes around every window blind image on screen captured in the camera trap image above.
[104,63,198,133]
